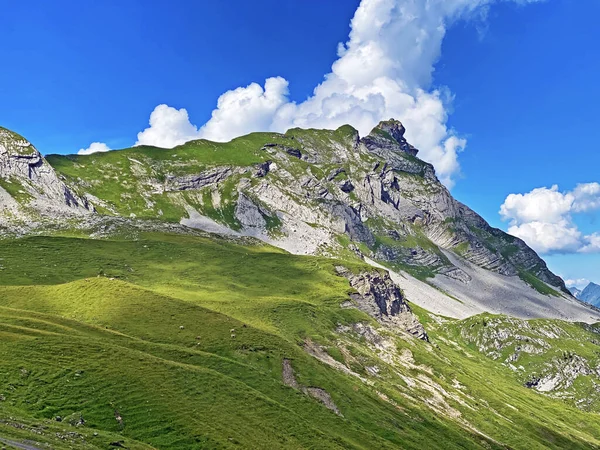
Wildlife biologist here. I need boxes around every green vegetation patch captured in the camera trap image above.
[0,231,599,448]
[518,270,561,297]
[453,242,469,256]
[0,176,33,203]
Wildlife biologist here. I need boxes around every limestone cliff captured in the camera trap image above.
[0,127,92,226]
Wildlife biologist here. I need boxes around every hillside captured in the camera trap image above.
[1,123,600,448]
[0,233,599,449]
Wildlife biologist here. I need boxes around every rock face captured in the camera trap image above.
[361,119,419,157]
[0,127,92,225]
[165,167,234,191]
[337,266,428,341]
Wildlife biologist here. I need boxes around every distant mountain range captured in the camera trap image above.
[578,282,600,307]
[569,287,583,298]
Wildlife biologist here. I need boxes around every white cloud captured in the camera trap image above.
[81,0,542,186]
[500,184,600,254]
[131,0,542,187]
[500,185,574,224]
[564,278,589,289]
[572,182,600,212]
[133,79,290,149]
[135,104,201,148]
[78,142,111,155]
[506,220,583,255]
[199,77,289,142]
[579,232,600,254]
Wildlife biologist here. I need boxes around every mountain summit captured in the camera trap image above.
[361,119,419,156]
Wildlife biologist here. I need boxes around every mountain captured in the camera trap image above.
[2,122,600,449]
[3,120,595,322]
[570,286,583,298]
[580,282,600,307]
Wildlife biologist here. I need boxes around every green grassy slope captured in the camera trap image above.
[0,233,599,449]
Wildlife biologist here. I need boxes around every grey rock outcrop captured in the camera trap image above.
[165,167,234,191]
[0,126,93,224]
[337,266,428,340]
[360,119,419,157]
[235,193,266,229]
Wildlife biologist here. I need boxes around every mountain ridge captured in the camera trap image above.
[1,120,596,324]
[570,286,583,298]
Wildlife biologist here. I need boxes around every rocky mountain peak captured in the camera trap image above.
[0,127,39,159]
[375,118,406,141]
[580,282,600,307]
[361,118,419,157]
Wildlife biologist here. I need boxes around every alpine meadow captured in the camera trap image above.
[2,0,600,449]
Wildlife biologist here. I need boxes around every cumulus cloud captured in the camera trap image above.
[500,183,600,254]
[572,182,600,212]
[130,0,541,187]
[135,104,201,148]
[78,142,111,155]
[199,77,289,142]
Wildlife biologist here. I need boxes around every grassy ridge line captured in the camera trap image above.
[44,133,280,221]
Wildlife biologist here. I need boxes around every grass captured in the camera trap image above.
[453,242,469,256]
[440,313,600,411]
[0,127,38,156]
[285,125,358,156]
[518,270,561,297]
[0,177,33,204]
[1,233,599,448]
[44,132,286,223]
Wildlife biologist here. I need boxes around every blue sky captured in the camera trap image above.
[1,0,599,287]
